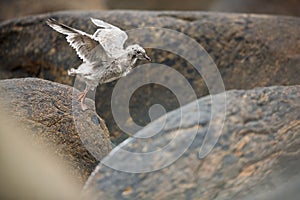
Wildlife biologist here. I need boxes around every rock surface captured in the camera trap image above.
[1,11,300,141]
[83,85,300,199]
[0,0,106,21]
[2,0,300,21]
[106,0,300,17]
[0,78,112,183]
[210,0,300,17]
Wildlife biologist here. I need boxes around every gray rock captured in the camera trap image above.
[83,85,300,200]
[0,78,112,183]
[0,0,106,21]
[0,11,300,142]
[210,0,300,17]
[106,0,300,17]
[2,0,300,22]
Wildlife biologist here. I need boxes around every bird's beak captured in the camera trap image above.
[144,54,151,61]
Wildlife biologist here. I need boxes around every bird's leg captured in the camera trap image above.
[77,86,89,111]
[77,91,86,101]
[80,97,88,111]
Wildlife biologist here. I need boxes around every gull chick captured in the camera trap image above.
[46,18,151,110]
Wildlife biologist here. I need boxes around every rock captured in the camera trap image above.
[0,0,106,21]
[106,0,215,11]
[82,85,300,199]
[211,0,300,17]
[0,110,83,200]
[0,78,112,183]
[2,0,300,22]
[106,0,300,17]
[0,11,300,141]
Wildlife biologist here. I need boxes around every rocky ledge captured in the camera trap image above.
[83,85,300,200]
[0,78,112,183]
[0,11,300,140]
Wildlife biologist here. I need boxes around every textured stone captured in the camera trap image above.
[0,0,106,21]
[106,0,300,17]
[211,0,300,17]
[2,0,300,22]
[83,85,300,200]
[0,78,111,183]
[0,11,300,141]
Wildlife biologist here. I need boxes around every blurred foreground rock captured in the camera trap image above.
[0,78,111,183]
[0,11,299,141]
[0,109,82,200]
[83,85,300,199]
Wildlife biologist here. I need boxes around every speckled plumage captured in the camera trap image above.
[46,18,150,110]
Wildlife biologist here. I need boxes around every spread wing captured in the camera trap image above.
[46,18,109,63]
[90,18,128,57]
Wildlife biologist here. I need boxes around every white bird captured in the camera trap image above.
[46,18,151,110]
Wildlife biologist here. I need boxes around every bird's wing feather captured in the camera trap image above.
[90,18,116,29]
[46,18,109,63]
[90,18,128,56]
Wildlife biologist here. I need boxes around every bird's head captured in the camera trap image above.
[126,44,151,61]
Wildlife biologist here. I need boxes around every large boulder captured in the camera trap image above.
[106,0,300,17]
[0,11,299,141]
[0,78,112,183]
[0,0,106,21]
[210,0,300,17]
[2,0,300,20]
[83,85,300,199]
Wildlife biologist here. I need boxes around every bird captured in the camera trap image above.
[46,18,151,110]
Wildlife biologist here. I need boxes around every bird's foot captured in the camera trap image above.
[80,101,88,111]
[77,90,89,111]
[68,68,77,76]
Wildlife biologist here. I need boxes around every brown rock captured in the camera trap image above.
[2,0,300,22]
[0,78,112,183]
[106,0,300,17]
[83,85,300,199]
[0,11,299,142]
[0,0,106,21]
[211,0,300,17]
